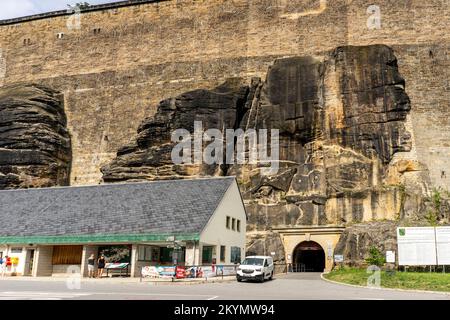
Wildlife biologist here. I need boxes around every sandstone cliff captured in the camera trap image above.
[0,84,71,189]
[102,45,447,264]
[101,78,251,181]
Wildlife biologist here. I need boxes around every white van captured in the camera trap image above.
[236,255,274,282]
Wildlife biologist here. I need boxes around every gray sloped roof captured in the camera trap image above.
[0,177,235,243]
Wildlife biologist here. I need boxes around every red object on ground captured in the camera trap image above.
[175,266,186,279]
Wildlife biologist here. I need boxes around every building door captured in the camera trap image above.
[292,241,325,272]
[24,249,35,276]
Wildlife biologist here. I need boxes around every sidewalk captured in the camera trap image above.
[0,275,236,285]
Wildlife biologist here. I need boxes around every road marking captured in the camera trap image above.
[91,292,219,300]
[0,291,91,300]
[0,291,217,300]
[79,292,215,298]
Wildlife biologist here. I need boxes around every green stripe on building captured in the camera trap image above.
[0,233,200,245]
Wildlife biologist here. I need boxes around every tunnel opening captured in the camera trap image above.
[292,241,325,272]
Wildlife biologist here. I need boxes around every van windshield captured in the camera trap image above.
[241,258,264,266]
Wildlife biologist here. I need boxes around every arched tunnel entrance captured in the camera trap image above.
[292,241,325,272]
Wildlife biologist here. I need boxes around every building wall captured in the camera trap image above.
[80,245,98,277]
[33,246,54,277]
[1,245,83,276]
[52,264,82,276]
[185,241,200,266]
[200,181,247,264]
[1,246,27,275]
[0,0,447,190]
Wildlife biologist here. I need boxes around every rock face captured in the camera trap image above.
[102,45,444,264]
[0,84,71,189]
[333,221,398,266]
[101,78,251,181]
[234,45,414,233]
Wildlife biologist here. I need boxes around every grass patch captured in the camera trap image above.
[324,268,450,292]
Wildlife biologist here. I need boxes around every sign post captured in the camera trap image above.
[397,227,450,267]
[386,251,395,263]
[334,254,344,270]
[397,227,437,266]
[436,227,450,265]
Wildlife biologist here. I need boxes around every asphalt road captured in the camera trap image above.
[0,273,448,300]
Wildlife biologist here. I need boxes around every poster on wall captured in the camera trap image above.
[436,226,450,265]
[200,266,217,278]
[105,263,129,269]
[217,266,237,276]
[397,227,437,265]
[141,266,176,278]
[386,251,396,263]
[176,266,186,279]
[157,266,176,277]
[141,266,159,278]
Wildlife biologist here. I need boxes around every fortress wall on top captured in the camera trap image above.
[0,0,448,189]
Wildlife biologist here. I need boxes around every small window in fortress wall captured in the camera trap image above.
[93,28,101,34]
[23,38,31,46]
[57,33,64,39]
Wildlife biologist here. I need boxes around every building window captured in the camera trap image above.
[232,218,236,231]
[202,246,213,264]
[220,246,226,262]
[11,247,22,254]
[138,245,156,261]
[159,247,173,263]
[237,220,241,232]
[23,38,31,45]
[93,28,101,34]
[226,216,230,229]
[57,32,64,39]
[230,247,241,264]
[158,247,185,264]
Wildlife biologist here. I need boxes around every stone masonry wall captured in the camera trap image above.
[0,0,448,191]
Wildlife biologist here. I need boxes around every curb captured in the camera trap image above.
[320,272,450,296]
[0,276,236,286]
[139,276,236,285]
[141,278,235,286]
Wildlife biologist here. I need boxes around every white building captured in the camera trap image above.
[0,177,247,277]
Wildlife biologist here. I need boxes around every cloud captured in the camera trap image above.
[0,0,118,20]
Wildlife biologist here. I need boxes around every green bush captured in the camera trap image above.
[365,246,386,267]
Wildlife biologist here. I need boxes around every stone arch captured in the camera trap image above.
[292,240,325,272]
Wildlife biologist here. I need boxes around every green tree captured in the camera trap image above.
[365,246,386,267]
[68,2,90,9]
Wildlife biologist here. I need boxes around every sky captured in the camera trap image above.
[0,0,119,20]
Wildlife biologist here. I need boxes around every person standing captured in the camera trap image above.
[87,254,95,278]
[1,255,8,277]
[97,254,106,278]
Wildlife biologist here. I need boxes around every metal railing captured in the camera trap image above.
[273,263,319,273]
